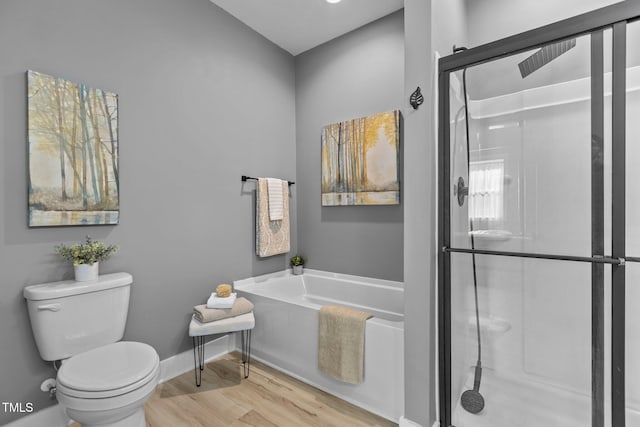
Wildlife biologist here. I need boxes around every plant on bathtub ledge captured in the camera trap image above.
[290,255,305,275]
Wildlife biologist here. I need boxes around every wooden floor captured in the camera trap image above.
[75,352,397,427]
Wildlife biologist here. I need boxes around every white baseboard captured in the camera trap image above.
[159,335,232,383]
[6,336,233,427]
[399,415,438,427]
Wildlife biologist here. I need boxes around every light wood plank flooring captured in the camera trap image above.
[73,352,397,427]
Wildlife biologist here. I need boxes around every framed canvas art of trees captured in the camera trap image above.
[321,110,401,206]
[27,70,119,226]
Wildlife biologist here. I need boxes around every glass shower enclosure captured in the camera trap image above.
[438,3,640,427]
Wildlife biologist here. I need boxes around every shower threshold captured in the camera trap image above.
[452,368,640,427]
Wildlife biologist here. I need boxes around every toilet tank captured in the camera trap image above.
[24,272,132,361]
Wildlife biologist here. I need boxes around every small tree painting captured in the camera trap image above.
[321,110,401,206]
[28,70,119,226]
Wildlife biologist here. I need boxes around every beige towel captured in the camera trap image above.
[256,178,290,257]
[193,297,254,323]
[318,304,373,384]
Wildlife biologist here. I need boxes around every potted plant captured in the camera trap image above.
[290,255,305,275]
[55,236,119,282]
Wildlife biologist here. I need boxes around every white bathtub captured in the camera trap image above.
[233,269,404,422]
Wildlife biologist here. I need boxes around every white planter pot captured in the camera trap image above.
[74,262,99,282]
[292,265,303,275]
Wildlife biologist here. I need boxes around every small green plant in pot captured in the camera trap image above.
[290,255,305,275]
[55,236,119,282]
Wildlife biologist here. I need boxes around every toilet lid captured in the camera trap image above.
[57,342,159,394]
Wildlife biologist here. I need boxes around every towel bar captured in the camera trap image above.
[241,175,295,186]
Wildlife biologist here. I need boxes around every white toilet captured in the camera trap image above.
[24,272,159,427]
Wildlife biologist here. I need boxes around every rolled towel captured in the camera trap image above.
[207,292,237,309]
[216,284,232,298]
[193,297,254,323]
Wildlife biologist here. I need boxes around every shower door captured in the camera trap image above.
[438,3,640,427]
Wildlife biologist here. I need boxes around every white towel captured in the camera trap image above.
[207,292,237,309]
[266,178,284,221]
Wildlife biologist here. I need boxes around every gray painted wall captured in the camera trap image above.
[403,0,467,425]
[402,1,435,425]
[466,0,622,48]
[0,0,295,423]
[434,0,468,55]
[295,11,404,282]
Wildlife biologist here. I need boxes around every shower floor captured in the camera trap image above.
[452,369,640,427]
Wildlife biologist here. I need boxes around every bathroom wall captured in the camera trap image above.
[402,0,468,425]
[0,0,295,423]
[294,11,404,282]
[402,2,435,425]
[465,0,623,48]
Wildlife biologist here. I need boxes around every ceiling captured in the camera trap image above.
[209,0,404,56]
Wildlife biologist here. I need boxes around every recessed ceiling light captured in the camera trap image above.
[326,0,342,4]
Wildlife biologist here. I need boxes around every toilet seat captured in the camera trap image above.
[57,341,159,399]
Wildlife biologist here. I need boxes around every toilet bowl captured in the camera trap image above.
[55,342,160,427]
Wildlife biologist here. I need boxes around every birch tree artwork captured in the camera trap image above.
[321,110,401,206]
[28,70,119,226]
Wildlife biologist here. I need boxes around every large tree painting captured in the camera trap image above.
[28,70,119,226]
[321,110,401,206]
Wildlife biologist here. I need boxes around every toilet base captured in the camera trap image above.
[69,407,146,427]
